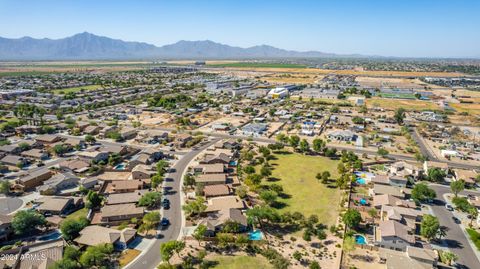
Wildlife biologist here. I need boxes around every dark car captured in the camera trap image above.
[452,216,461,224]
[162,199,170,209]
[161,218,170,227]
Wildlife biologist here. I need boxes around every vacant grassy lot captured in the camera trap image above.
[208,62,307,68]
[367,97,438,111]
[53,84,103,94]
[208,255,272,269]
[450,103,480,116]
[62,207,88,223]
[265,152,341,225]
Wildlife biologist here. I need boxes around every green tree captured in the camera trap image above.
[259,190,278,206]
[299,139,310,153]
[53,144,67,156]
[138,192,162,208]
[183,174,196,188]
[85,134,96,144]
[243,165,255,174]
[289,135,300,149]
[411,183,436,203]
[450,180,465,197]
[394,108,406,124]
[86,190,102,209]
[12,210,46,235]
[182,197,207,217]
[79,243,114,268]
[139,211,161,235]
[377,148,389,157]
[420,214,440,241]
[60,217,89,241]
[427,168,446,182]
[260,165,272,179]
[0,181,11,195]
[312,138,325,153]
[309,261,321,269]
[440,251,458,266]
[160,240,185,263]
[151,174,164,189]
[342,209,362,229]
[193,224,207,246]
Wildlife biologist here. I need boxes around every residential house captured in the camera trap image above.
[0,214,13,241]
[205,196,245,213]
[109,180,144,193]
[196,173,227,186]
[64,138,86,149]
[37,172,80,195]
[175,133,193,148]
[203,184,231,198]
[201,153,231,165]
[106,190,148,205]
[131,164,156,180]
[36,196,82,216]
[379,246,438,269]
[99,203,145,225]
[372,175,408,188]
[242,123,267,137]
[452,169,478,187]
[198,208,248,236]
[119,127,137,140]
[59,159,90,173]
[35,134,62,146]
[77,150,109,163]
[1,154,28,167]
[327,130,357,141]
[373,194,416,209]
[193,163,226,174]
[21,148,50,160]
[75,225,136,249]
[390,161,422,179]
[17,168,52,190]
[375,220,415,251]
[369,184,407,199]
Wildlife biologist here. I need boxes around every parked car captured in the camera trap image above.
[161,218,170,227]
[445,204,454,211]
[162,198,170,209]
[452,216,461,224]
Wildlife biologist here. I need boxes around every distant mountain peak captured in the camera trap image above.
[0,32,337,60]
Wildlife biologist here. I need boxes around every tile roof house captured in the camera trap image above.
[0,214,13,241]
[108,180,144,193]
[205,196,245,213]
[16,168,52,190]
[369,184,407,199]
[37,172,80,195]
[198,208,248,235]
[453,169,478,186]
[0,154,28,166]
[373,194,415,209]
[36,197,80,215]
[35,134,62,145]
[99,203,145,225]
[193,163,226,174]
[379,246,438,269]
[375,219,415,251]
[203,184,231,198]
[21,148,50,160]
[196,174,227,185]
[106,190,148,205]
[75,225,136,249]
[201,153,231,165]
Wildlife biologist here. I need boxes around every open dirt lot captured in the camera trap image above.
[197,115,249,132]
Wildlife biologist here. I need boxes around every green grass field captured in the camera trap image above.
[208,255,272,269]
[265,152,341,225]
[467,228,480,250]
[62,208,88,223]
[375,92,416,99]
[0,71,60,77]
[53,84,103,94]
[207,62,307,68]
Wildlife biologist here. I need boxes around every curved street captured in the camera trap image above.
[124,138,220,269]
[429,184,480,269]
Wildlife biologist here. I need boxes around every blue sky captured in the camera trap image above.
[0,0,479,58]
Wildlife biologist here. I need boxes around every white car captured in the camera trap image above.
[445,204,454,211]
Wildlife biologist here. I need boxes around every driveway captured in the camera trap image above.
[124,138,220,269]
[429,184,480,269]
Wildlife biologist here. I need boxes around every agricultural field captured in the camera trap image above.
[264,152,341,225]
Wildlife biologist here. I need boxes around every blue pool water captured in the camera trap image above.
[114,163,126,170]
[229,161,237,166]
[38,230,62,241]
[355,234,367,245]
[248,230,264,240]
[360,198,367,205]
[356,178,366,185]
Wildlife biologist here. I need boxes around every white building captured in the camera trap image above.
[268,87,289,99]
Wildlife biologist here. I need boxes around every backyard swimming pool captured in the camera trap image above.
[38,230,62,241]
[114,163,126,170]
[248,230,264,240]
[356,178,366,185]
[359,198,367,205]
[354,234,367,245]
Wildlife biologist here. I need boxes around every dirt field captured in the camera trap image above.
[137,112,173,127]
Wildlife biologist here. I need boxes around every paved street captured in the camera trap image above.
[124,138,219,269]
[429,184,480,269]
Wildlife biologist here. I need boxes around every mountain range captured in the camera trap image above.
[0,32,340,60]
